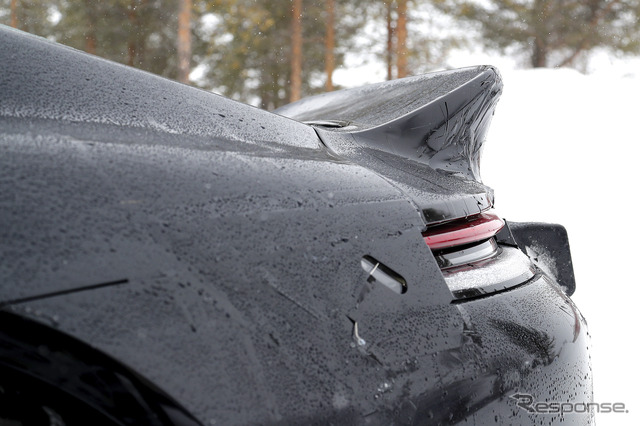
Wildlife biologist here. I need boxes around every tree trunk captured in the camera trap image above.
[260,85,271,111]
[290,0,303,102]
[324,0,335,92]
[177,0,192,83]
[556,0,621,67]
[396,0,408,78]
[530,0,550,68]
[85,26,97,55]
[84,0,97,55]
[532,37,548,68]
[10,0,18,28]
[127,0,138,67]
[386,0,394,80]
[138,0,148,67]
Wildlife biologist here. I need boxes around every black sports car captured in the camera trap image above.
[0,26,592,425]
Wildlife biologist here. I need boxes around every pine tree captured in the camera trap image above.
[0,0,55,35]
[385,0,394,80]
[10,0,17,27]
[290,0,303,102]
[433,0,640,68]
[378,0,461,80]
[396,0,408,78]
[201,0,364,109]
[324,0,336,91]
[177,0,193,83]
[52,0,186,79]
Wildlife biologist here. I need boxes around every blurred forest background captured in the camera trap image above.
[2,0,639,109]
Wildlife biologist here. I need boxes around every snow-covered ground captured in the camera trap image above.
[482,65,640,426]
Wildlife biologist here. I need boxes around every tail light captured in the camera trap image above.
[424,211,536,300]
[423,211,505,251]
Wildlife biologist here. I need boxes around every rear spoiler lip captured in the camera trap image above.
[338,67,500,183]
[277,67,502,226]
[276,66,502,183]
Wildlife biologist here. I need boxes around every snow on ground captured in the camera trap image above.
[482,66,640,426]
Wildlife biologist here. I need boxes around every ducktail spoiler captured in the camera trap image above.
[275,66,503,224]
[276,66,502,183]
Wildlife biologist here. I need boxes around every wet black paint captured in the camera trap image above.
[0,27,591,425]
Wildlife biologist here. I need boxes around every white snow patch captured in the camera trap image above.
[483,65,639,426]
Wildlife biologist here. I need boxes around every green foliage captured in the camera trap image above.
[5,0,638,103]
[404,2,466,74]
[0,0,370,108]
[53,0,184,78]
[432,0,640,67]
[362,0,465,78]
[1,0,189,78]
[199,0,368,109]
[0,0,56,35]
[201,0,299,109]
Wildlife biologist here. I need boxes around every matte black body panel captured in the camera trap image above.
[0,26,591,425]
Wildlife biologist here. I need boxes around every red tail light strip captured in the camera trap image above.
[423,212,505,250]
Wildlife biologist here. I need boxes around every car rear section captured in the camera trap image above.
[276,67,592,423]
[0,27,591,425]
